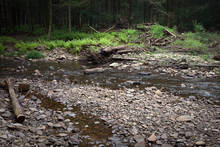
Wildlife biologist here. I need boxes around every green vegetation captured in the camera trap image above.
[218,67,220,75]
[0,36,17,44]
[149,24,176,38]
[0,43,6,54]
[25,50,44,59]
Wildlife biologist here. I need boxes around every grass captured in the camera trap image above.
[0,29,141,57]
[25,50,44,59]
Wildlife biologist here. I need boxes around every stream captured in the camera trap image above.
[0,58,220,146]
[1,58,219,105]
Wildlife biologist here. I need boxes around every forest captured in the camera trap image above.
[0,0,220,147]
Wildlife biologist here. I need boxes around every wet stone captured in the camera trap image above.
[195,141,205,146]
[148,133,157,142]
[0,108,5,113]
[185,132,193,139]
[176,115,193,122]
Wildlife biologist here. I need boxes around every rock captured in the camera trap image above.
[49,66,55,70]
[181,83,186,88]
[53,122,65,128]
[161,134,168,140]
[0,108,5,113]
[7,123,27,130]
[176,115,193,122]
[109,63,120,67]
[69,135,79,145]
[148,133,157,142]
[94,121,100,124]
[18,83,30,92]
[138,72,151,76]
[0,135,8,139]
[155,90,162,96]
[195,141,205,146]
[213,55,220,61]
[134,135,145,143]
[58,133,68,137]
[135,142,146,147]
[29,107,38,112]
[57,115,64,121]
[185,132,193,139]
[34,69,42,76]
[47,122,54,127]
[57,55,66,60]
[161,144,173,147]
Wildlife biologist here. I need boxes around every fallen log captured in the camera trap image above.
[84,67,105,74]
[101,45,128,54]
[5,79,25,123]
[164,28,176,38]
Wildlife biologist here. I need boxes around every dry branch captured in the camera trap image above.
[88,25,100,33]
[164,28,176,38]
[5,79,25,123]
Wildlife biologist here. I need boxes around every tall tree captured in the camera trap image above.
[48,0,52,40]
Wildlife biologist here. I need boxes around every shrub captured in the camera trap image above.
[149,24,165,38]
[25,50,44,59]
[193,21,205,33]
[0,36,17,43]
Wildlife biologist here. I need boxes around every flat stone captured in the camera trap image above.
[195,141,205,146]
[0,108,5,113]
[58,133,68,137]
[176,115,193,122]
[134,135,145,143]
[47,122,54,127]
[0,135,7,139]
[135,142,146,147]
[185,132,193,139]
[161,134,168,139]
[161,144,173,147]
[109,63,120,67]
[148,133,157,142]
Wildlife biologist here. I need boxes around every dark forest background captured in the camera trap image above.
[1,0,220,35]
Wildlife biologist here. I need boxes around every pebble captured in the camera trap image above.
[148,133,157,142]
[195,141,205,146]
[0,108,5,113]
[176,115,194,122]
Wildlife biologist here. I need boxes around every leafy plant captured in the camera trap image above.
[25,50,44,59]
[193,21,205,33]
[149,24,165,38]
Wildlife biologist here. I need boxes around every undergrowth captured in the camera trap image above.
[0,43,5,54]
[11,29,140,54]
[25,50,44,59]
[149,24,176,38]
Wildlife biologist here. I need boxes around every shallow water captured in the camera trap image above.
[0,58,219,105]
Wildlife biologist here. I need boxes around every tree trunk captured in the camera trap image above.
[6,79,25,123]
[68,3,71,32]
[48,0,52,40]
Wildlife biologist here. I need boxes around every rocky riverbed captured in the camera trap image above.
[0,78,219,146]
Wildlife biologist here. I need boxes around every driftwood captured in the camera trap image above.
[101,45,128,54]
[84,67,105,74]
[164,28,176,38]
[104,25,116,33]
[88,25,100,33]
[5,79,25,123]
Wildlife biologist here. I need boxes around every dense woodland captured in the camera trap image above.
[1,0,220,35]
